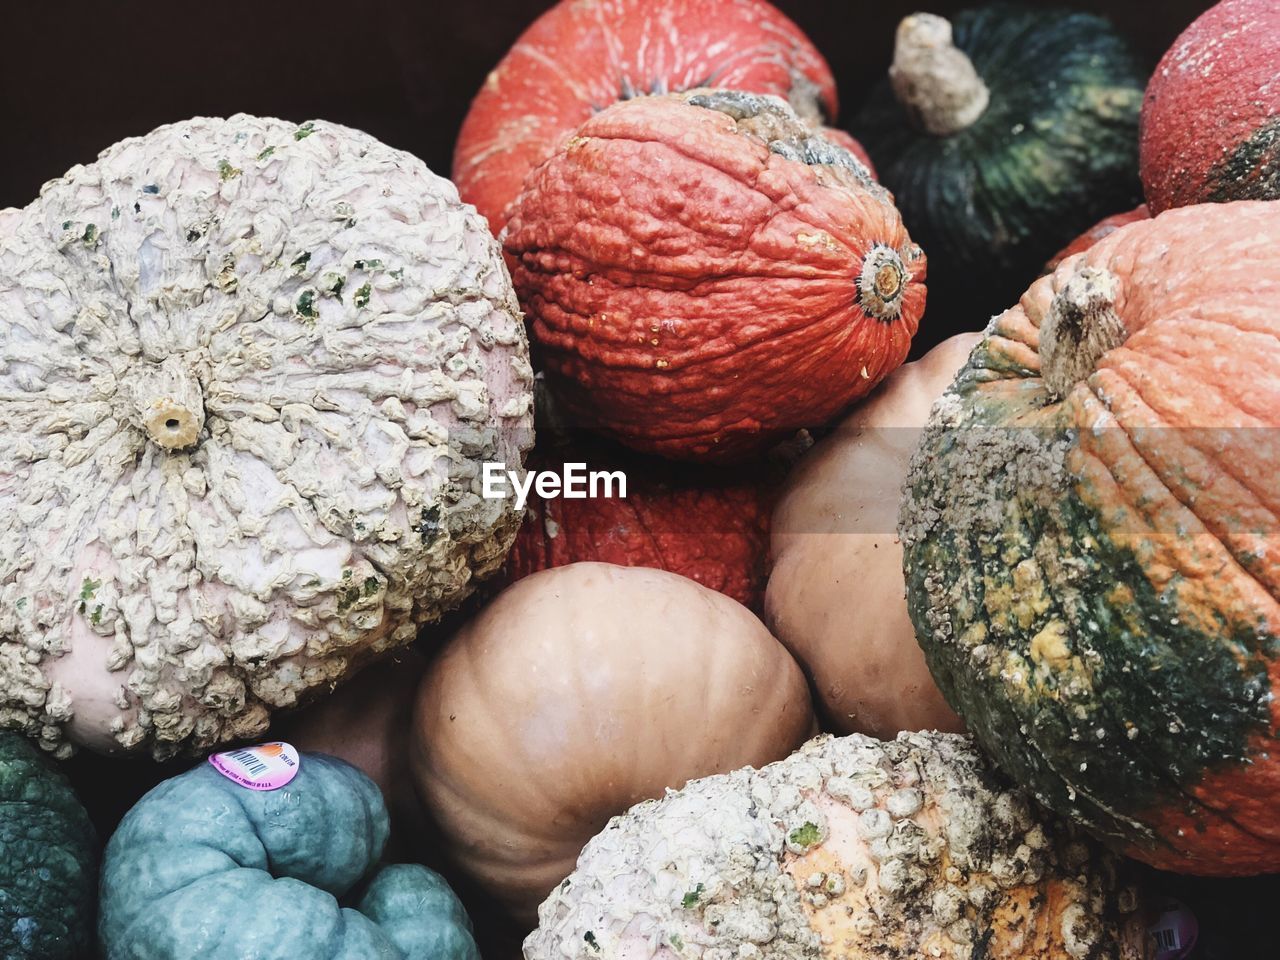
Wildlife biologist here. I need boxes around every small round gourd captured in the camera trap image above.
[766,336,977,736]
[526,731,1150,960]
[0,114,533,759]
[99,750,478,960]
[410,562,816,921]
[855,6,1145,329]
[0,732,96,960]
[901,200,1280,875]
[1140,0,1280,212]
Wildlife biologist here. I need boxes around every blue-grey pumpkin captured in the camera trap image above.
[98,751,477,960]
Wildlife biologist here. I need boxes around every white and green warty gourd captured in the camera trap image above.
[0,114,534,759]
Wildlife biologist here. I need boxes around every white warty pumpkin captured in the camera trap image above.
[0,115,533,758]
[527,732,1150,960]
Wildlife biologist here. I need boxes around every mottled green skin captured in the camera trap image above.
[855,5,1144,327]
[99,753,478,960]
[1205,116,1280,203]
[0,733,97,959]
[899,340,1275,859]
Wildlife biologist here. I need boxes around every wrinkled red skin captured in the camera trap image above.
[504,95,925,463]
[1042,204,1150,274]
[501,449,774,610]
[453,0,838,233]
[1141,0,1280,213]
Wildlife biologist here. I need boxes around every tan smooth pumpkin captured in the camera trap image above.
[766,335,979,736]
[409,562,816,922]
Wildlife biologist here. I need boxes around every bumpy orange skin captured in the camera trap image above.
[453,0,838,234]
[1043,205,1150,275]
[503,450,773,609]
[1141,0,1280,212]
[505,93,924,463]
[902,201,1280,875]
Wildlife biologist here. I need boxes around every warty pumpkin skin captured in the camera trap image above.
[766,335,977,737]
[1141,0,1280,213]
[900,201,1280,875]
[503,445,773,609]
[409,562,817,923]
[452,0,839,233]
[505,90,924,463]
[99,751,478,960]
[0,732,97,960]
[855,7,1145,328]
[525,731,1151,960]
[0,115,533,759]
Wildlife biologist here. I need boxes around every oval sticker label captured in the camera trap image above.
[1148,898,1198,960]
[209,742,300,791]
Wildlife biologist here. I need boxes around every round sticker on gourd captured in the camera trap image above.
[209,742,301,790]
[1147,898,1198,960]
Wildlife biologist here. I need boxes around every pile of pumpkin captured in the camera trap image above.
[1,0,1277,957]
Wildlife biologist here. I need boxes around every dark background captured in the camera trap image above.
[0,0,1212,210]
[7,2,1278,959]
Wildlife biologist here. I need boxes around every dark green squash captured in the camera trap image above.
[0,732,97,959]
[99,750,479,960]
[855,5,1145,333]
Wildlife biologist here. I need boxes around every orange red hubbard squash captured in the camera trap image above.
[1141,0,1280,212]
[504,90,924,463]
[453,0,845,233]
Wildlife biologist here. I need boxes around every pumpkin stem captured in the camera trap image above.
[1040,267,1127,399]
[131,355,205,450]
[890,13,990,137]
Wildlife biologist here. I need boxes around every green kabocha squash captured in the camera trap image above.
[99,747,478,960]
[855,5,1145,332]
[1,732,97,959]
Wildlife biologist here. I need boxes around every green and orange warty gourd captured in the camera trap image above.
[901,201,1280,875]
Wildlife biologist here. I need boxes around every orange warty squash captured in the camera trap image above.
[409,562,816,921]
[453,0,839,233]
[502,446,774,610]
[767,335,977,737]
[902,201,1280,875]
[505,90,924,463]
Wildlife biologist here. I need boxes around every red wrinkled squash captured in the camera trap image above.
[902,201,1280,875]
[503,447,773,609]
[453,0,840,232]
[767,335,976,737]
[409,562,816,921]
[1141,0,1280,212]
[505,90,924,463]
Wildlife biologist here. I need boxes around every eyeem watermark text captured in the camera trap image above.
[482,463,627,511]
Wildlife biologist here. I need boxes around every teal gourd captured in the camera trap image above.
[99,751,477,960]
